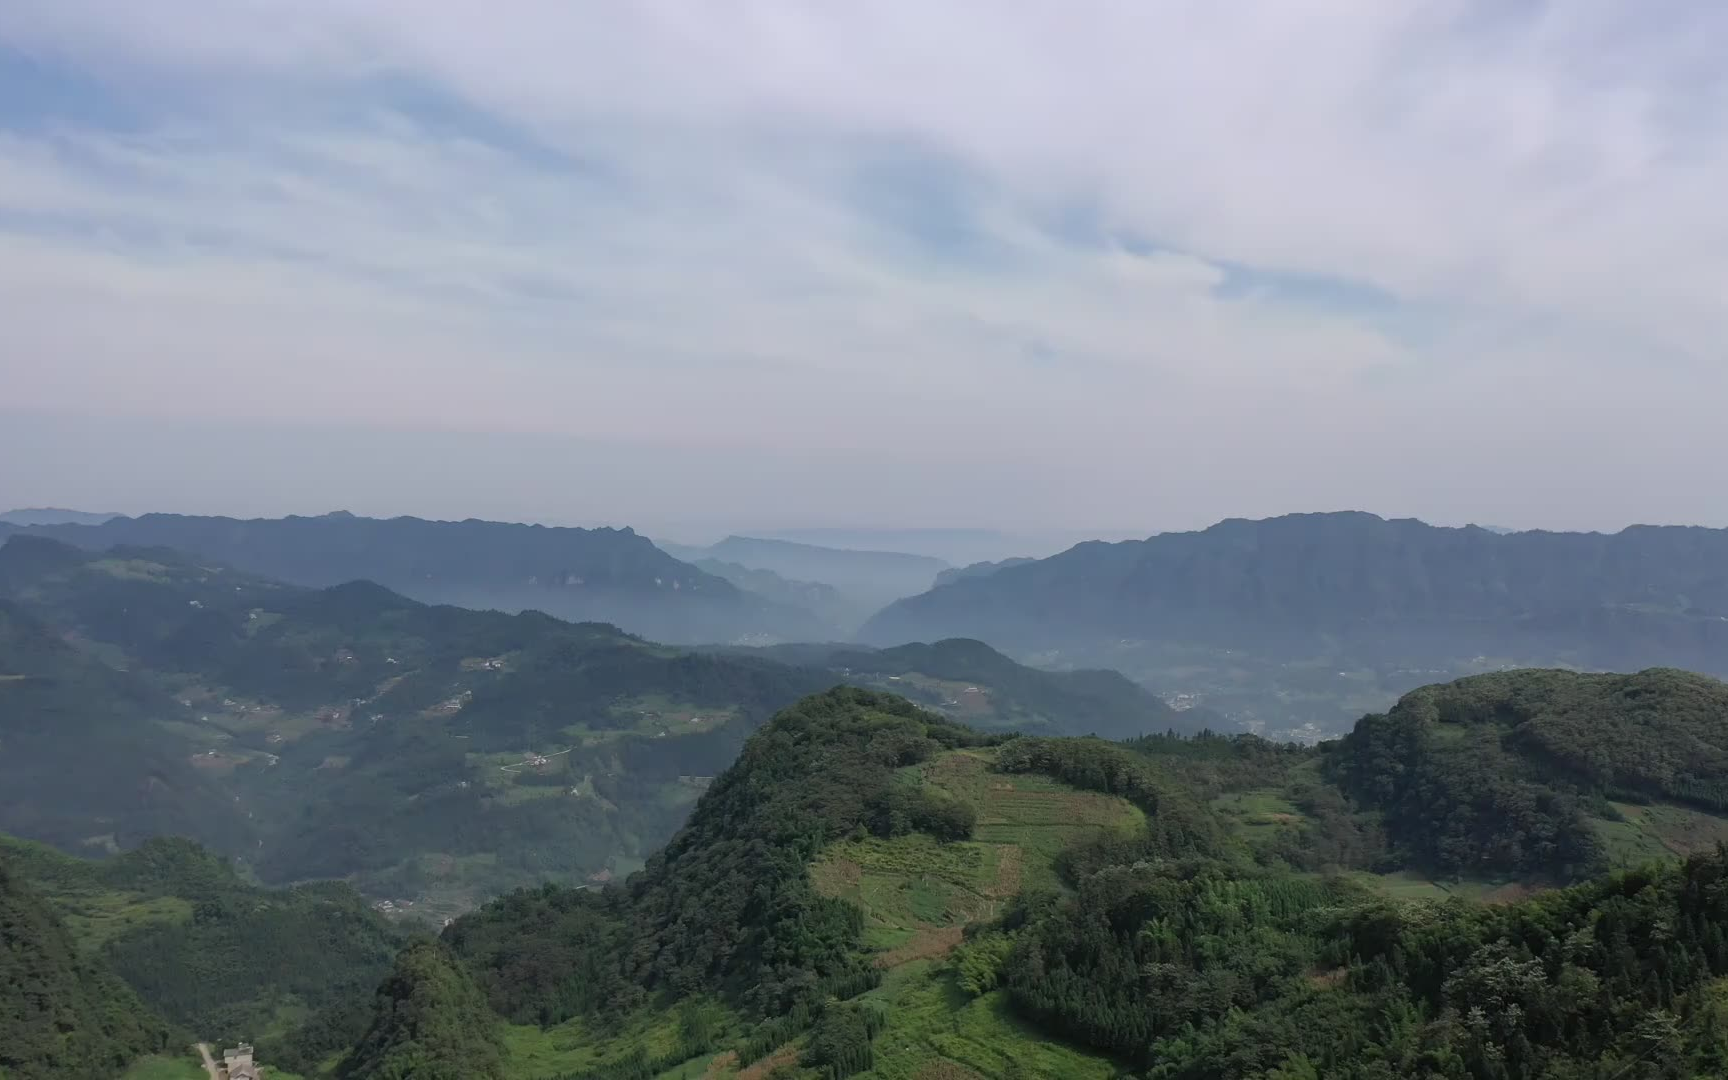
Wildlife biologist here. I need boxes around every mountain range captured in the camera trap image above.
[0,534,1192,917]
[867,511,1728,658]
[865,511,1728,731]
[0,511,826,645]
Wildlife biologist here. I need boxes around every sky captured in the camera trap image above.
[2,1,1726,539]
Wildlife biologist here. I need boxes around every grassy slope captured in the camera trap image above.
[489,746,1135,1079]
[804,747,1132,1079]
[121,1055,207,1080]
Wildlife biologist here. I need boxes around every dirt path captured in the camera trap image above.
[196,1043,221,1080]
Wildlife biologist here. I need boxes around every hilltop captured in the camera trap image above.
[311,682,1728,1078]
[864,511,1728,732]
[733,637,1216,737]
[0,511,827,644]
[1329,667,1728,882]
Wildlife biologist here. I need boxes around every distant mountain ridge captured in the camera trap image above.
[0,507,119,527]
[659,534,951,626]
[934,556,1035,587]
[863,511,1728,675]
[691,557,856,635]
[729,637,1213,738]
[0,511,824,644]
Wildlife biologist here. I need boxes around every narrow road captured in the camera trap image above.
[196,1043,221,1080]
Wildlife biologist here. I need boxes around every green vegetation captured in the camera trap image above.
[1,833,407,1074]
[119,1055,208,1079]
[0,859,175,1080]
[361,675,1728,1077]
[339,941,505,1080]
[16,517,1728,1080]
[1329,668,1728,881]
[0,598,252,855]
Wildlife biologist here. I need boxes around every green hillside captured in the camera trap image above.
[0,858,176,1080]
[15,676,1728,1078]
[1,833,408,1074]
[1330,668,1728,882]
[320,683,1728,1078]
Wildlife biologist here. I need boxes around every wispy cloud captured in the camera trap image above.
[1,1,1724,530]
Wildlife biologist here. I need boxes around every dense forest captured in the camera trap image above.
[1330,668,1728,881]
[0,860,175,1080]
[0,833,408,1073]
[996,850,1728,1077]
[339,941,506,1080]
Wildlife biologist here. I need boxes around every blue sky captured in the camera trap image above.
[2,2,1725,537]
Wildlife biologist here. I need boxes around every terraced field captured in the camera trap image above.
[813,748,1142,964]
[790,748,1135,1077]
[1594,801,1728,867]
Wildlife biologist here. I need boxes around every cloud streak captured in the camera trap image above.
[1,1,1724,531]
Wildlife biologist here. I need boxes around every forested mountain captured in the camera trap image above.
[1,832,407,1073]
[298,683,1728,1078]
[733,636,1214,737]
[1329,667,1728,882]
[0,511,826,644]
[660,534,949,622]
[864,511,1728,734]
[339,941,505,1080]
[0,858,174,1080]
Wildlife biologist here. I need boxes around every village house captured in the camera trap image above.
[221,1042,260,1080]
